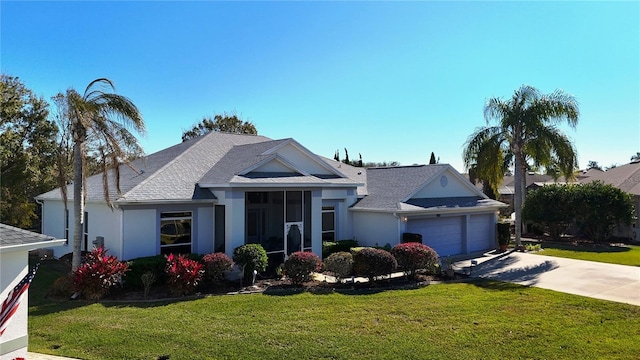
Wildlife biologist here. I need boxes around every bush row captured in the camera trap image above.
[70,242,441,299]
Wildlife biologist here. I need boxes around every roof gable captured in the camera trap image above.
[407,166,486,201]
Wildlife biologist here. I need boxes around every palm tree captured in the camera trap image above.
[62,78,145,271]
[463,85,579,247]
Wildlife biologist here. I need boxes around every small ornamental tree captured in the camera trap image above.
[283,251,322,285]
[202,252,234,284]
[233,244,268,284]
[71,247,129,300]
[323,251,354,282]
[353,247,397,283]
[391,242,439,278]
[165,253,204,296]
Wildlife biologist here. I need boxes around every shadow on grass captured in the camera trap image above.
[539,242,632,253]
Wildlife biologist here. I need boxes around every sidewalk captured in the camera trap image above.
[27,352,80,360]
[455,250,640,306]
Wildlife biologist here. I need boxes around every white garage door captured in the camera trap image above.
[468,214,494,252]
[406,216,463,257]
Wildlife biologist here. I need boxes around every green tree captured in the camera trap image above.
[60,78,145,271]
[522,184,574,240]
[0,74,59,228]
[463,85,579,246]
[429,152,437,164]
[181,113,257,141]
[573,181,635,242]
[587,160,602,171]
[631,152,640,162]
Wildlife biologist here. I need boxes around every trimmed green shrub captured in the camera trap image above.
[233,244,268,283]
[497,222,511,246]
[391,242,439,277]
[322,239,359,258]
[323,251,353,281]
[202,252,234,284]
[283,251,322,285]
[125,255,167,290]
[353,247,397,282]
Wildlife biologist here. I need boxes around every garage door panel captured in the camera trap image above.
[468,214,494,252]
[407,216,463,257]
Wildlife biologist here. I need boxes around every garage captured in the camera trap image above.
[468,214,495,252]
[406,216,463,257]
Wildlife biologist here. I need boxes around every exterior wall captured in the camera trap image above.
[321,188,358,240]
[0,251,28,360]
[41,200,122,259]
[352,211,400,248]
[413,170,477,198]
[196,205,214,254]
[122,208,157,260]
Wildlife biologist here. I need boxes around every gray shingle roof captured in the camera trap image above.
[0,223,61,247]
[579,161,640,195]
[352,165,449,211]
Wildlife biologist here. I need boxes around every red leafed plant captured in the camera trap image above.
[202,252,234,284]
[165,253,204,296]
[72,247,129,300]
[391,242,439,278]
[283,251,322,285]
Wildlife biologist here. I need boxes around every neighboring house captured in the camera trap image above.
[578,160,640,242]
[0,224,65,360]
[36,132,506,268]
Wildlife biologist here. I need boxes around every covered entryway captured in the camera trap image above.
[406,216,463,257]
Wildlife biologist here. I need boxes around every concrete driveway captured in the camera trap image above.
[454,251,640,306]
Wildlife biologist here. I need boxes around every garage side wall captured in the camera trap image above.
[352,211,400,248]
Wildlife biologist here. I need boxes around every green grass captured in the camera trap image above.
[29,261,640,359]
[535,243,640,266]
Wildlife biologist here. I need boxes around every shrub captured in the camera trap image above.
[140,271,156,299]
[165,253,204,296]
[233,244,268,284]
[283,251,322,285]
[124,255,167,290]
[353,247,397,282]
[71,247,129,300]
[323,251,353,281]
[322,239,359,258]
[51,276,73,297]
[391,242,439,277]
[202,252,234,284]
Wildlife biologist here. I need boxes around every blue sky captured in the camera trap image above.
[2,1,638,172]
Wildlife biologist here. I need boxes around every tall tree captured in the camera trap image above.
[587,160,602,171]
[60,78,145,271]
[463,85,579,246]
[0,74,59,229]
[631,152,640,162]
[429,152,437,164]
[182,113,257,141]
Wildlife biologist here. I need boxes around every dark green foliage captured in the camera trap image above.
[233,244,268,283]
[353,247,397,282]
[391,242,439,277]
[1,74,59,229]
[322,239,359,258]
[283,251,321,285]
[523,182,636,242]
[323,251,354,281]
[497,222,511,245]
[182,113,257,141]
[124,255,168,290]
[522,184,574,240]
[429,152,437,164]
[573,181,636,241]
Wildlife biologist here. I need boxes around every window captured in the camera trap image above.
[322,206,335,242]
[160,212,192,255]
[64,209,69,245]
[84,211,89,250]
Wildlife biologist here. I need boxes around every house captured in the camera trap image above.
[578,160,640,241]
[36,132,506,268]
[0,224,65,360]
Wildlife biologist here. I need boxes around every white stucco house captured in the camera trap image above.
[0,224,65,360]
[36,131,505,269]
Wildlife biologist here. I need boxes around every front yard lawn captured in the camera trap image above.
[29,273,640,359]
[535,243,640,266]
